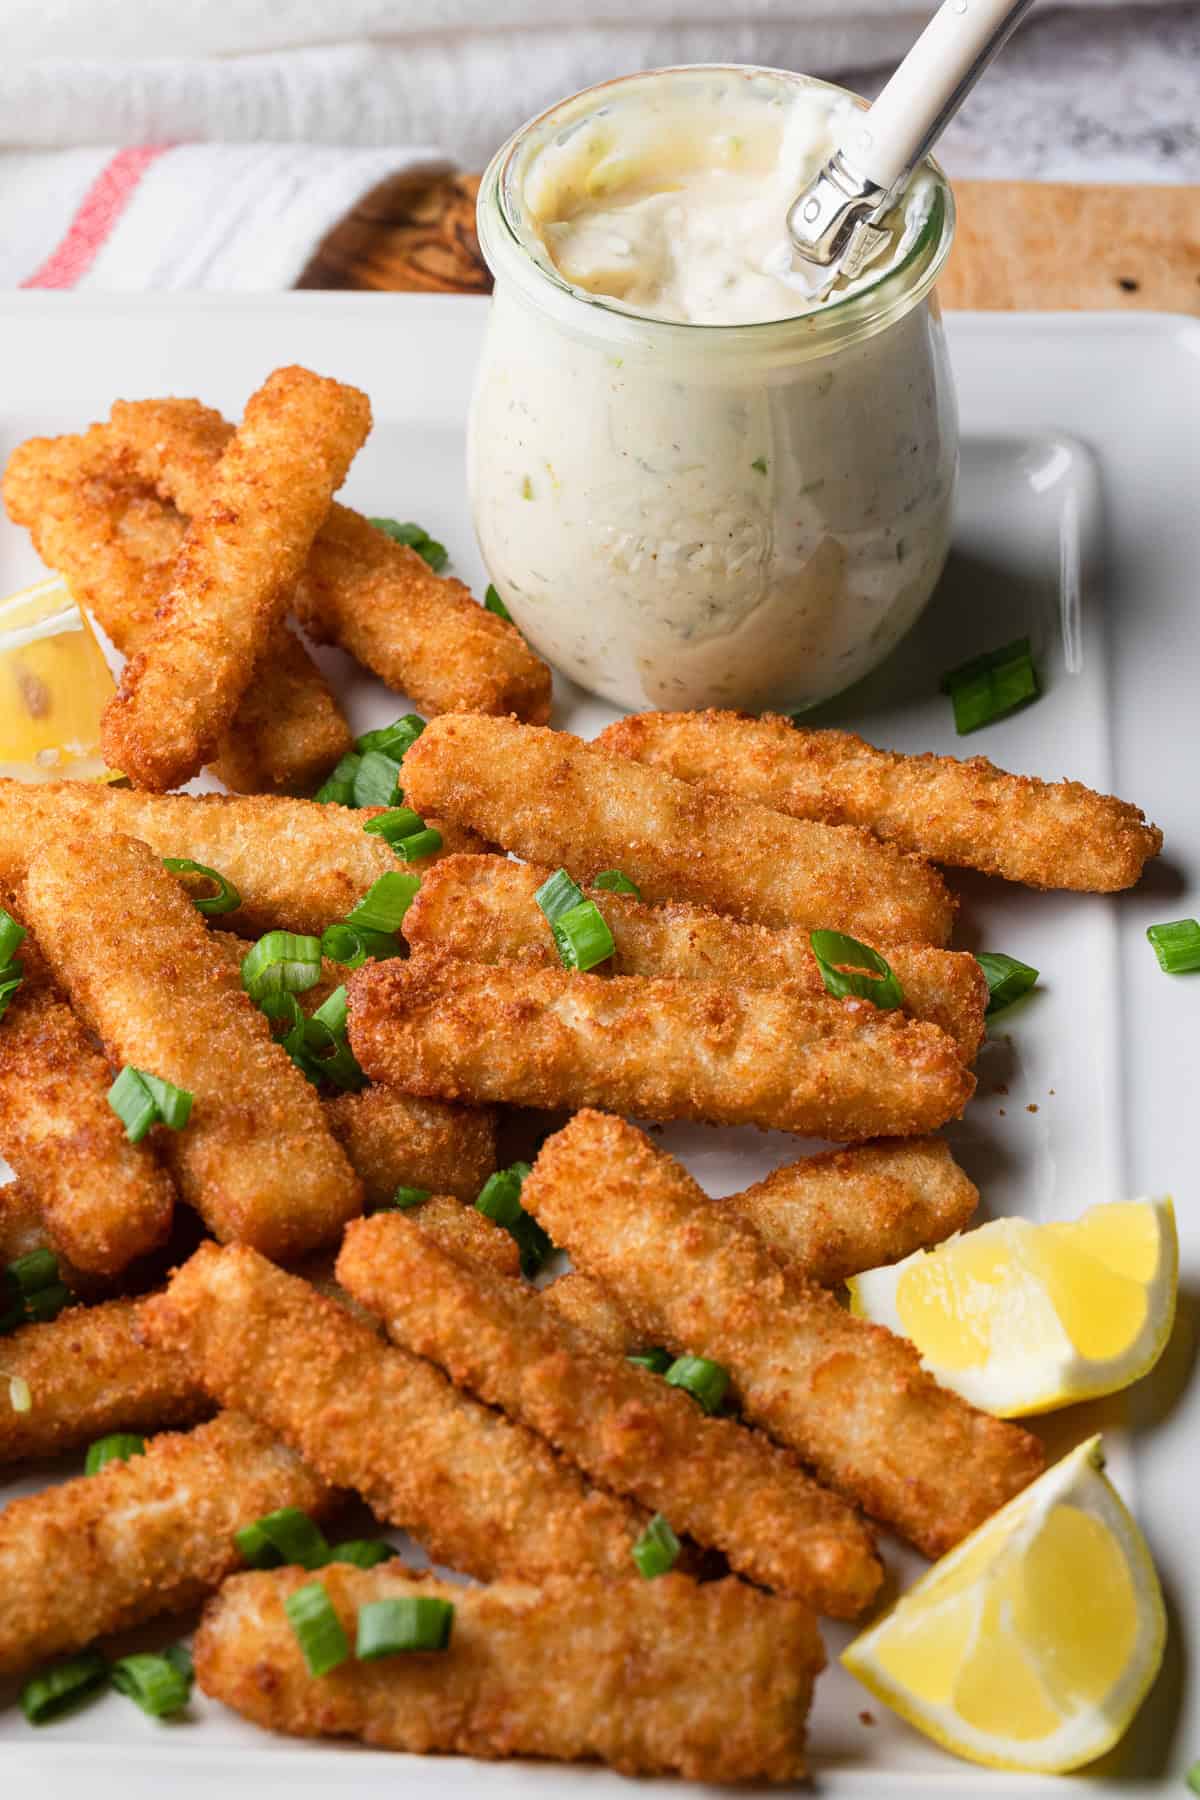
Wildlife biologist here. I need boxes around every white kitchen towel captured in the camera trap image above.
[3,143,449,292]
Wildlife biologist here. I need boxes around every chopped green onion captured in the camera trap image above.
[162,857,241,917]
[940,637,1040,735]
[1186,1759,1200,1795]
[345,872,421,935]
[0,908,27,964]
[21,1650,109,1724]
[393,827,442,863]
[1146,919,1200,976]
[369,519,448,572]
[0,963,24,1023]
[356,715,426,761]
[284,1581,350,1677]
[592,869,641,898]
[314,751,362,807]
[7,1374,32,1413]
[0,1280,25,1337]
[484,583,513,623]
[476,1161,552,1276]
[378,1186,432,1212]
[534,867,586,924]
[627,1347,672,1375]
[751,456,768,474]
[235,1507,330,1571]
[107,1066,193,1142]
[299,1015,366,1093]
[327,1540,399,1569]
[363,806,424,844]
[111,1650,193,1717]
[241,930,322,1002]
[664,1354,729,1415]
[8,1248,59,1296]
[22,1282,71,1324]
[352,749,403,811]
[549,899,614,972]
[356,1596,454,1659]
[86,1432,146,1476]
[631,1514,680,1580]
[809,930,904,1010]
[311,986,349,1037]
[976,951,1040,1015]
[164,1644,194,1683]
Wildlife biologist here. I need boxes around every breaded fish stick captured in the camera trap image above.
[139,1243,643,1581]
[0,1412,333,1678]
[2,427,353,794]
[0,778,475,937]
[0,915,175,1275]
[23,832,362,1259]
[599,709,1163,893]
[339,1213,881,1614]
[522,1112,1045,1558]
[401,715,954,943]
[197,1564,820,1782]
[102,367,371,791]
[0,1297,207,1465]
[108,396,554,725]
[323,1088,497,1206]
[406,853,987,1058]
[347,950,974,1140]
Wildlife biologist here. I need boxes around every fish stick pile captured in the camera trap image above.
[0,362,1164,1781]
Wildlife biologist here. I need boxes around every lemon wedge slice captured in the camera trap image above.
[847,1197,1176,1417]
[0,575,116,782]
[843,1435,1165,1772]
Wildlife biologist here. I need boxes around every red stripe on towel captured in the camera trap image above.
[21,144,174,290]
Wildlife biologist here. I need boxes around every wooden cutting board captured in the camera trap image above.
[299,172,1200,314]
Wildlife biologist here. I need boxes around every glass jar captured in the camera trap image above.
[469,65,958,715]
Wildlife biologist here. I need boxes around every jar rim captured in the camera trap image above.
[477,63,956,355]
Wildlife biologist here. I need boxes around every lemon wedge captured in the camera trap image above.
[843,1435,1165,1773]
[847,1197,1176,1417]
[0,575,116,782]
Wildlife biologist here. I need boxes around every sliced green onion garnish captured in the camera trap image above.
[1186,1759,1200,1796]
[111,1650,193,1718]
[369,518,448,572]
[476,1161,552,1276]
[235,1506,330,1571]
[592,869,641,899]
[241,930,322,1002]
[1146,919,1200,976]
[626,1347,672,1375]
[664,1354,729,1415]
[7,1374,32,1413]
[356,1596,454,1660]
[940,637,1040,735]
[284,1581,350,1677]
[976,951,1041,1014]
[549,899,614,972]
[326,1540,399,1569]
[379,1186,432,1212]
[356,715,426,761]
[299,1014,366,1093]
[162,857,241,917]
[345,872,421,935]
[809,930,904,1010]
[314,751,362,807]
[20,1650,109,1724]
[392,827,442,863]
[7,1248,59,1296]
[320,921,404,969]
[534,867,586,925]
[0,963,24,1023]
[631,1514,681,1580]
[164,1644,194,1683]
[85,1432,146,1476]
[107,1066,193,1142]
[311,986,349,1037]
[22,1281,71,1324]
[362,807,424,844]
[484,583,512,623]
[0,908,27,964]
[352,749,403,811]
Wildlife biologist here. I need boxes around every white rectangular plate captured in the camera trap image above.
[0,296,1196,1797]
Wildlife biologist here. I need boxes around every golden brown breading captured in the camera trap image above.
[347,950,974,1140]
[405,852,988,1058]
[107,396,554,725]
[2,426,353,794]
[521,1112,1045,1559]
[323,1087,497,1206]
[598,709,1163,893]
[338,1213,881,1614]
[0,1296,207,1464]
[101,367,371,792]
[408,1194,521,1278]
[0,778,475,937]
[542,1271,638,1352]
[22,832,362,1260]
[400,714,955,943]
[0,909,175,1275]
[0,1412,333,1678]
[139,1243,644,1581]
[196,1564,821,1782]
